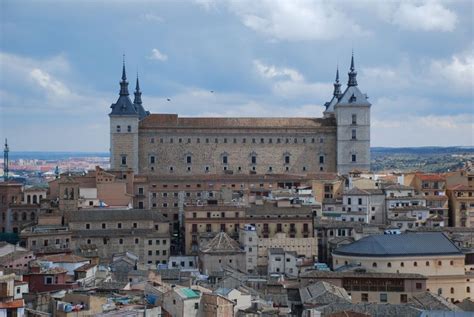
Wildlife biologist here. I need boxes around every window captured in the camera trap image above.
[348,198,352,205]
[351,154,357,162]
[86,224,90,229]
[45,276,53,285]
[135,238,139,244]
[380,293,387,303]
[102,223,106,229]
[150,156,155,164]
[414,262,418,267]
[127,125,131,132]
[400,294,408,303]
[361,293,368,302]
[372,262,377,268]
[438,261,442,266]
[116,125,121,132]
[117,223,122,229]
[222,155,228,164]
[284,155,290,164]
[401,262,404,267]
[133,223,138,228]
[119,239,123,245]
[194,303,199,310]
[251,155,257,164]
[358,198,362,205]
[352,114,357,125]
[121,155,127,166]
[387,262,391,268]
[186,155,192,164]
[467,286,471,293]
[319,155,324,164]
[150,138,155,143]
[352,129,356,140]
[450,287,454,294]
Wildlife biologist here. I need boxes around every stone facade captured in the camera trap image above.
[109,56,371,176]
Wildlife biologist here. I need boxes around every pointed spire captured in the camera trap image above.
[3,138,9,182]
[119,55,129,96]
[348,51,358,87]
[333,66,342,98]
[133,73,142,105]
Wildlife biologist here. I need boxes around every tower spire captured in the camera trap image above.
[348,51,358,87]
[133,73,142,105]
[333,66,342,98]
[3,138,9,182]
[119,55,129,96]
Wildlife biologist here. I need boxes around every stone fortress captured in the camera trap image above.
[109,54,371,176]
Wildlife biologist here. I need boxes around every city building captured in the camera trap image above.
[332,232,471,302]
[340,188,385,224]
[447,184,474,228]
[109,55,371,176]
[199,232,246,277]
[299,270,428,304]
[68,209,170,265]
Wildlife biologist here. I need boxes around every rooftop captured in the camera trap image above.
[140,114,334,129]
[200,232,243,254]
[333,232,462,257]
[69,209,168,223]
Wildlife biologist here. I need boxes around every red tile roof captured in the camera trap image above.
[0,299,25,309]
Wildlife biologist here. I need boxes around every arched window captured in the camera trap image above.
[387,262,392,268]
[39,195,43,201]
[414,262,418,267]
[21,212,27,221]
[372,262,377,268]
[426,261,430,266]
[32,195,37,204]
[438,261,442,266]
[27,195,31,204]
[450,260,454,266]
[401,262,404,267]
[467,286,471,293]
[450,287,454,294]
[30,212,35,221]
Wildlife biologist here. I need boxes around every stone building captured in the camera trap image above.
[68,209,170,265]
[447,184,474,228]
[184,202,314,255]
[199,232,246,277]
[109,55,371,176]
[299,270,428,305]
[332,232,472,302]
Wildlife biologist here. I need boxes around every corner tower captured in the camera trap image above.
[109,58,140,173]
[335,54,371,174]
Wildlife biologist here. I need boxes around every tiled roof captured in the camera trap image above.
[140,114,334,129]
[39,254,89,263]
[417,174,445,181]
[200,232,242,253]
[69,209,168,223]
[333,232,462,257]
[408,292,461,311]
[449,184,473,191]
[300,281,351,306]
[299,270,426,280]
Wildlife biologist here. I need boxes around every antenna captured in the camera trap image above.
[3,139,9,182]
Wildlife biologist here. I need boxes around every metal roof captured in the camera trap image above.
[333,232,462,257]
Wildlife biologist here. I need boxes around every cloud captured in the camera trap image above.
[225,0,369,41]
[149,48,168,61]
[29,68,71,97]
[429,49,474,93]
[372,114,473,147]
[391,1,457,32]
[253,60,332,101]
[141,13,163,23]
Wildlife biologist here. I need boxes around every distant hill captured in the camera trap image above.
[8,151,109,161]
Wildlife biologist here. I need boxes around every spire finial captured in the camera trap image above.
[333,65,342,98]
[348,51,358,87]
[119,56,129,96]
[133,72,143,105]
[121,54,127,81]
[350,50,355,71]
[4,138,9,182]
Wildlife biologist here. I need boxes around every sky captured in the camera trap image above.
[0,0,473,151]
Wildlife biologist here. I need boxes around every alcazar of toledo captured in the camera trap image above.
[109,54,371,176]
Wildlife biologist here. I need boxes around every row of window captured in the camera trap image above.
[149,154,326,166]
[84,223,160,230]
[116,125,132,133]
[86,237,167,247]
[149,137,326,144]
[152,165,323,173]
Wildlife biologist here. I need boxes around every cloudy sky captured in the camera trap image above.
[0,0,473,151]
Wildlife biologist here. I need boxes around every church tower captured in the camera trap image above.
[109,58,141,173]
[335,53,371,174]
